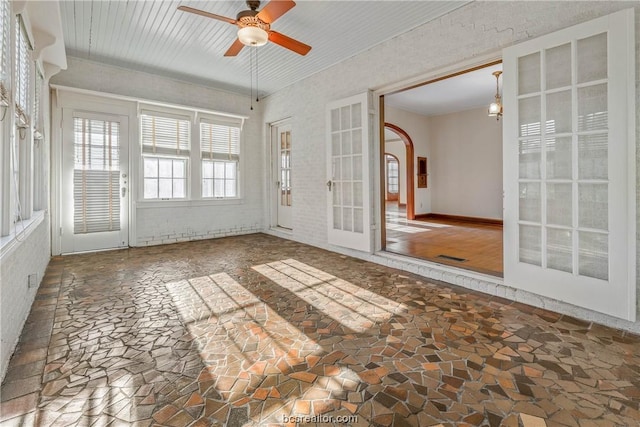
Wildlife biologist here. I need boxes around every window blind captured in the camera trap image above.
[34,68,43,132]
[141,113,190,156]
[0,0,9,102]
[200,121,240,161]
[14,15,32,124]
[73,117,121,234]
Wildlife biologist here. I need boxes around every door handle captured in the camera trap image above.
[276,181,281,188]
[326,180,332,191]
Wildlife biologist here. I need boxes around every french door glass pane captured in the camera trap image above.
[547,228,573,273]
[341,131,351,154]
[547,183,572,227]
[545,43,571,89]
[519,97,541,137]
[578,84,608,131]
[518,52,540,95]
[519,139,541,179]
[342,207,353,232]
[546,90,572,134]
[578,134,607,179]
[519,224,541,266]
[578,183,608,230]
[577,33,607,83]
[578,231,608,280]
[519,182,541,223]
[546,137,572,179]
[353,209,363,233]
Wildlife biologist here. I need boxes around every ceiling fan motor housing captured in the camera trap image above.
[236,9,270,31]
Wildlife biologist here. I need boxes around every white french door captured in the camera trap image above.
[61,110,129,253]
[326,92,372,253]
[503,9,635,321]
[273,122,292,229]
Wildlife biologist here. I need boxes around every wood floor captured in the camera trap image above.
[385,203,503,276]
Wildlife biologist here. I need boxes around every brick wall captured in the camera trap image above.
[0,216,51,380]
[51,58,266,249]
[261,1,640,329]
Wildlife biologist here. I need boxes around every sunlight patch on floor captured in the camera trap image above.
[252,259,407,333]
[166,272,361,424]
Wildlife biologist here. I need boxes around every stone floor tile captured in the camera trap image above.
[0,235,638,426]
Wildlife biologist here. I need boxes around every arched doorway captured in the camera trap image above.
[384,123,414,220]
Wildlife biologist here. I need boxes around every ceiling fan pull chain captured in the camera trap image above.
[250,47,254,110]
[256,47,259,103]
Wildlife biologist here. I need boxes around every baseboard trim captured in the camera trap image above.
[416,213,503,226]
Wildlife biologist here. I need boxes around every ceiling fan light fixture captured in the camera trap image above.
[238,26,268,46]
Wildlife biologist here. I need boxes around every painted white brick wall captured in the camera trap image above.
[262,1,640,330]
[51,58,265,247]
[1,73,54,381]
[0,216,51,380]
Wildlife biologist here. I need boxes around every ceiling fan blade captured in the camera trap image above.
[268,31,311,56]
[178,6,236,25]
[256,0,296,24]
[224,39,245,57]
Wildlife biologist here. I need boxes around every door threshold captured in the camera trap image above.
[376,250,504,285]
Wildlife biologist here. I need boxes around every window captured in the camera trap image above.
[386,155,399,194]
[140,112,190,199]
[14,15,31,125]
[200,120,240,198]
[0,0,9,104]
[143,157,186,199]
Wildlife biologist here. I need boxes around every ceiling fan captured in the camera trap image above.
[178,0,311,57]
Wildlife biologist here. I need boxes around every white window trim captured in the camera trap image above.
[0,208,44,259]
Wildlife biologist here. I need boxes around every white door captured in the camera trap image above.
[61,110,129,253]
[273,122,292,229]
[326,92,372,252]
[503,9,635,321]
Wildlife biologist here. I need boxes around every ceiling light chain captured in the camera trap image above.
[250,47,254,110]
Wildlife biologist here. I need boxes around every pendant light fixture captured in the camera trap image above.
[488,70,503,120]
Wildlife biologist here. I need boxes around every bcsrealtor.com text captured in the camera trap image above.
[282,414,358,424]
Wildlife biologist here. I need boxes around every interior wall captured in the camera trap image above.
[384,140,406,205]
[384,107,431,214]
[0,77,54,381]
[50,58,264,249]
[429,107,503,219]
[261,1,640,328]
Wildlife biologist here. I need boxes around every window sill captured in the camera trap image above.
[0,210,46,260]
[135,198,244,209]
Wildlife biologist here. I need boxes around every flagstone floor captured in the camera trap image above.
[1,234,639,427]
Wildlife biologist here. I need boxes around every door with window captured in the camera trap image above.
[503,9,635,321]
[326,92,372,253]
[61,111,129,253]
[272,122,292,229]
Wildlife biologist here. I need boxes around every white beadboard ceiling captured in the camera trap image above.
[385,62,503,117]
[59,1,470,96]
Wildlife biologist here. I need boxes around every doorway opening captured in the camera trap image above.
[381,61,504,277]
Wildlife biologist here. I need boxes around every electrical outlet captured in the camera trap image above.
[28,273,38,288]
